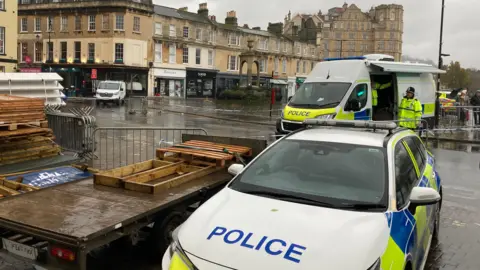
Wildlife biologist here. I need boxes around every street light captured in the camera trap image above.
[435,0,446,128]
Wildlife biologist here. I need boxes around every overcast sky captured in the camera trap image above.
[153,0,478,69]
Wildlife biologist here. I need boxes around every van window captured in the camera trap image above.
[347,84,368,109]
[289,82,351,109]
[98,82,120,90]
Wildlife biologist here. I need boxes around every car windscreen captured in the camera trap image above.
[98,82,120,90]
[229,139,388,208]
[289,82,351,109]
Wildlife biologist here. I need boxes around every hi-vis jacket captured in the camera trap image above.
[399,97,423,129]
[372,82,392,106]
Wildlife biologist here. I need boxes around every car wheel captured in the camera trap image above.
[433,203,440,241]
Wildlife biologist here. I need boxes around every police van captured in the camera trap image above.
[162,120,442,270]
[276,54,446,135]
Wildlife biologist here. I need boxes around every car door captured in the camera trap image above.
[391,139,423,270]
[402,136,436,263]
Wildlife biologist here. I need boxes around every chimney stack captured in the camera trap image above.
[178,7,188,11]
[252,27,261,30]
[225,10,238,27]
[267,22,283,35]
[198,3,208,17]
[209,15,217,22]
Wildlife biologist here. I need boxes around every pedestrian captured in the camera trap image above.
[399,87,423,130]
[471,90,480,126]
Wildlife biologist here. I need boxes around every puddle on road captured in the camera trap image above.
[427,141,480,153]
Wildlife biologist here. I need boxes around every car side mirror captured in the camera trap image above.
[228,164,245,176]
[408,187,441,214]
[345,99,361,112]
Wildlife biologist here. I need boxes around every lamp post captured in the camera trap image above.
[435,0,446,128]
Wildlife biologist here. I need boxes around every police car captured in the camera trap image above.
[162,119,442,270]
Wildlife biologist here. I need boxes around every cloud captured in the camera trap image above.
[153,0,478,69]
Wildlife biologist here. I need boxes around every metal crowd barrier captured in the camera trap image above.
[126,96,148,115]
[46,108,97,158]
[90,127,208,170]
[62,97,97,115]
[438,105,479,130]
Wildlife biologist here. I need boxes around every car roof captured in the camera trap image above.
[286,127,392,148]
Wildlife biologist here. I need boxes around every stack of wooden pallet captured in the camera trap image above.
[0,95,60,166]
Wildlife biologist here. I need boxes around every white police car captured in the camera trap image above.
[162,119,442,270]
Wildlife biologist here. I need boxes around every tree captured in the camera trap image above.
[440,61,471,89]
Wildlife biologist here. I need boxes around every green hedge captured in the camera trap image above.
[219,88,271,100]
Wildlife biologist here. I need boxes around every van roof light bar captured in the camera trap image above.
[323,56,367,61]
[303,119,398,130]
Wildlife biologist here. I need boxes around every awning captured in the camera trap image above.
[270,79,288,85]
[370,62,446,74]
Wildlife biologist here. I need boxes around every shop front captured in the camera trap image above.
[270,79,288,103]
[186,68,218,98]
[153,68,186,98]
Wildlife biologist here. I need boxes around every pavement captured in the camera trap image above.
[0,102,479,269]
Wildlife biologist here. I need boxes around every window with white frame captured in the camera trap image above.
[61,16,67,31]
[274,57,279,72]
[195,48,201,65]
[283,42,287,52]
[311,47,316,56]
[88,43,95,61]
[115,43,124,62]
[154,23,162,35]
[60,42,67,61]
[378,41,384,50]
[183,26,188,38]
[282,59,287,73]
[169,25,176,37]
[88,15,96,31]
[229,34,240,46]
[75,16,81,31]
[34,42,42,63]
[34,18,41,32]
[169,44,176,63]
[257,38,268,50]
[133,17,140,32]
[228,55,238,71]
[182,47,188,64]
[275,40,280,51]
[302,61,306,73]
[102,14,109,30]
[296,61,300,73]
[208,30,215,43]
[115,14,124,30]
[155,43,162,62]
[0,0,4,10]
[74,41,81,61]
[21,18,28,32]
[258,59,266,73]
[295,43,301,54]
[208,50,213,66]
[195,28,202,40]
[20,43,28,62]
[47,16,53,32]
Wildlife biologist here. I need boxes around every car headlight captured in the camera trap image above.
[316,114,336,119]
[367,258,381,270]
[167,226,195,270]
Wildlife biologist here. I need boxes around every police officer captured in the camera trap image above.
[371,79,392,107]
[399,87,423,129]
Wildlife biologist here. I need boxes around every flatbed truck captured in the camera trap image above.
[0,135,267,270]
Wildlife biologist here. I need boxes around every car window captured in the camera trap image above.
[347,83,369,109]
[394,141,418,208]
[229,139,387,205]
[289,82,352,108]
[404,136,426,173]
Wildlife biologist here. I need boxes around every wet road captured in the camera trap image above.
[0,104,479,269]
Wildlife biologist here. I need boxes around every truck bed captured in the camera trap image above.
[0,171,231,245]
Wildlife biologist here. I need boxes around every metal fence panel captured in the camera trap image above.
[438,105,478,129]
[46,111,96,157]
[91,127,208,170]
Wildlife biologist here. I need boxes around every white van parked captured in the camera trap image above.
[95,80,126,106]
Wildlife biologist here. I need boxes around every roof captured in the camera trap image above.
[286,127,389,147]
[153,5,183,19]
[177,10,211,24]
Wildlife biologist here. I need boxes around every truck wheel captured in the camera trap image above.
[149,211,187,257]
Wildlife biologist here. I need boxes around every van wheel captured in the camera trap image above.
[149,211,187,257]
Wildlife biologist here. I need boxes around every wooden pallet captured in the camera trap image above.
[0,128,53,139]
[156,140,252,167]
[0,120,49,131]
[94,159,222,194]
[0,178,40,197]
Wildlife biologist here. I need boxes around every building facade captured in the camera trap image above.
[0,0,18,72]
[284,3,403,61]
[151,3,323,98]
[17,0,153,95]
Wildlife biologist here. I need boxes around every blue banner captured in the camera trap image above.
[6,167,92,189]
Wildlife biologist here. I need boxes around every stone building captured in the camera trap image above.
[17,0,153,95]
[151,3,323,98]
[283,3,404,61]
[0,0,18,72]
